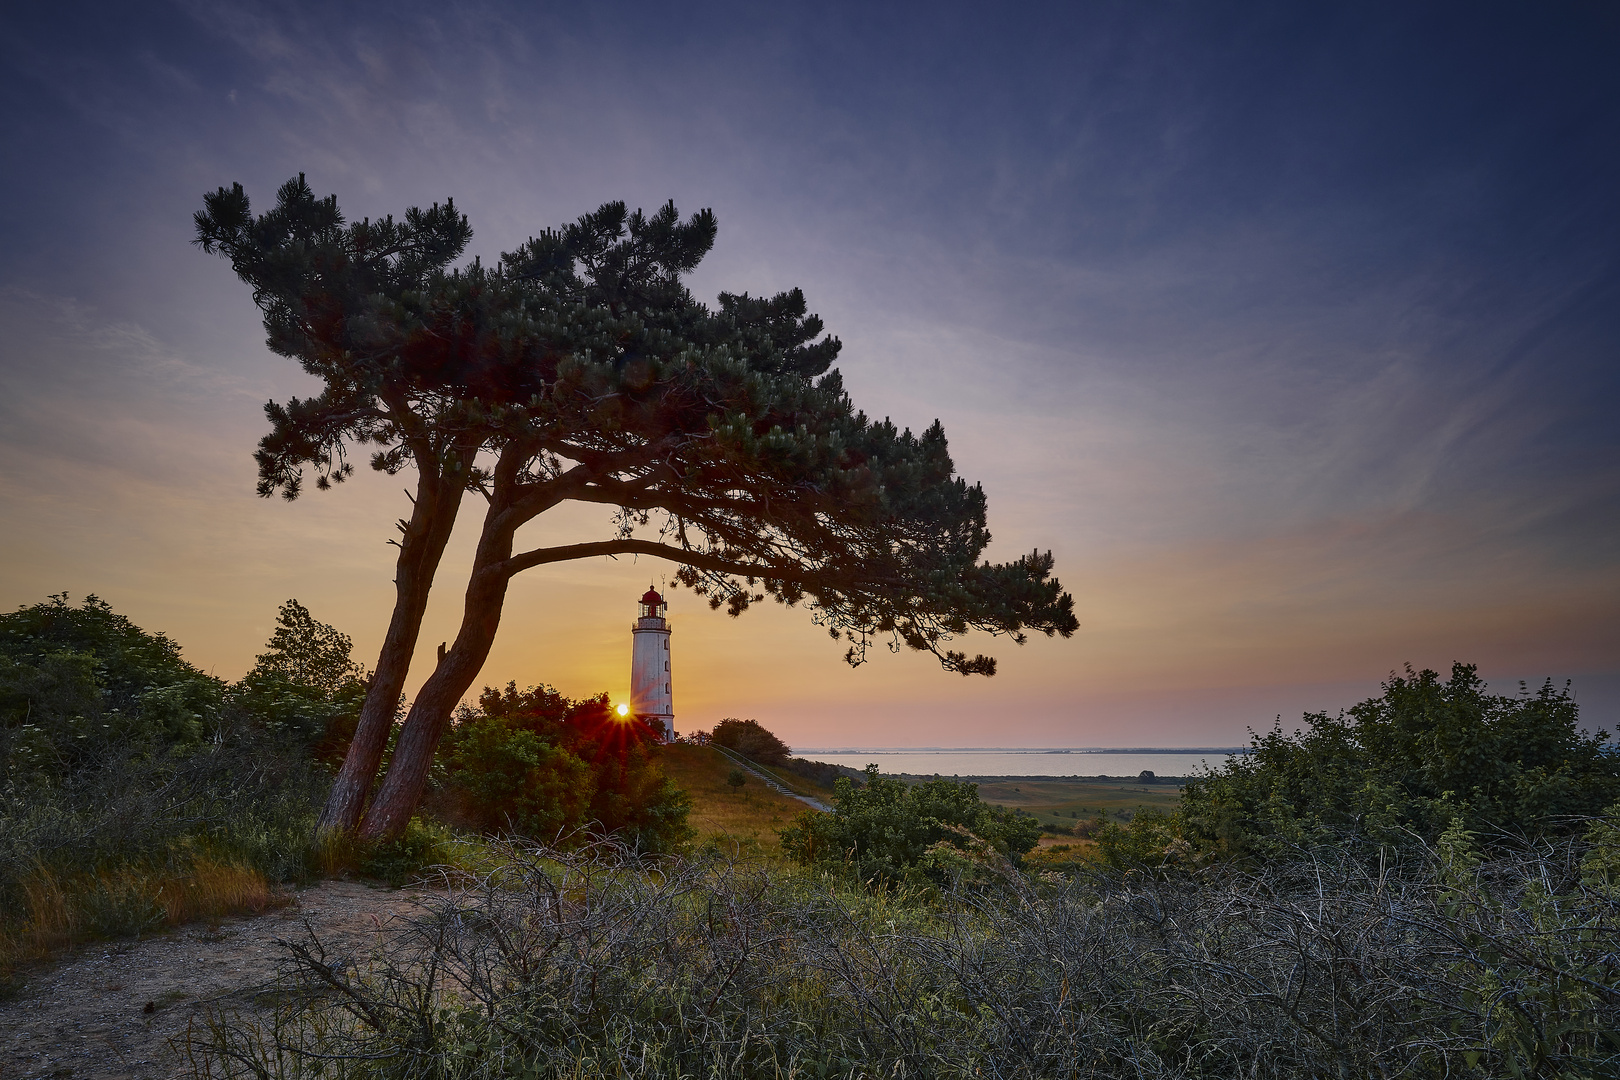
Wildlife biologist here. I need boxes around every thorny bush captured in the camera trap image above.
[183,831,1620,1079]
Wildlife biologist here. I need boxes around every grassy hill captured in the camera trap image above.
[660,743,1185,854]
[658,744,815,856]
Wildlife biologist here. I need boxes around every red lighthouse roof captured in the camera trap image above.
[640,588,663,606]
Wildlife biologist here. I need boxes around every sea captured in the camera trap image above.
[795,748,1246,779]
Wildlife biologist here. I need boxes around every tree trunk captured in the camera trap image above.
[316,458,468,834]
[357,510,518,841]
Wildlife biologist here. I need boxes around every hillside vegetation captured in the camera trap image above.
[6,598,1617,1076]
[0,596,691,984]
[181,668,1619,1079]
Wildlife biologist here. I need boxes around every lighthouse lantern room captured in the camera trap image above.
[630,588,675,741]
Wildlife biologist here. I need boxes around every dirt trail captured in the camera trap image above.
[1,879,434,1080]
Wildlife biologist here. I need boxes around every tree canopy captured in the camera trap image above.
[710,718,792,766]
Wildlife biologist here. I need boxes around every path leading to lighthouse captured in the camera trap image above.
[713,745,832,812]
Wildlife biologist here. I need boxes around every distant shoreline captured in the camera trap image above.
[795,747,1250,755]
[874,773,1195,782]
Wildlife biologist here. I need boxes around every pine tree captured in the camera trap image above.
[198,179,1079,839]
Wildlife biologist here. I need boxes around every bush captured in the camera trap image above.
[358,818,454,887]
[1072,815,1106,839]
[780,755,851,789]
[439,682,690,853]
[445,714,594,837]
[710,717,791,765]
[181,835,1620,1079]
[0,595,333,976]
[1,596,225,776]
[779,764,1041,887]
[1180,663,1620,858]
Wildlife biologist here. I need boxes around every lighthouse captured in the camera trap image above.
[630,587,675,741]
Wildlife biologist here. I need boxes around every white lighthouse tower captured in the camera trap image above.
[630,587,675,742]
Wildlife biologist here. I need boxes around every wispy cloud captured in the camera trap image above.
[0,1,1614,743]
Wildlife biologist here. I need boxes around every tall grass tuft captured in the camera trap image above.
[1,737,326,985]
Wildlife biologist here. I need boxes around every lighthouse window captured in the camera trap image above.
[665,683,670,694]
[663,639,669,650]
[664,661,669,671]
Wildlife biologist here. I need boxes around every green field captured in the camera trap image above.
[944,777,1181,832]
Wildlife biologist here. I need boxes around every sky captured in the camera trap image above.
[1,1,1616,749]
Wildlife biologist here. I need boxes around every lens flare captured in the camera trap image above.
[616,702,630,718]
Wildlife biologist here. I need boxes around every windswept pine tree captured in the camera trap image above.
[197,178,1078,839]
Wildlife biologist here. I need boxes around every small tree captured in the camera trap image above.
[712,718,791,766]
[234,600,368,758]
[727,768,748,791]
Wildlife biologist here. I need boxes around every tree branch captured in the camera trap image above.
[500,538,806,582]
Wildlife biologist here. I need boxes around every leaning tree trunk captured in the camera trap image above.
[317,456,469,834]
[357,511,519,841]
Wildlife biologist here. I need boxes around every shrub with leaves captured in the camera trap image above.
[1,595,223,779]
[230,600,369,761]
[1179,663,1620,858]
[780,764,1040,886]
[440,682,690,852]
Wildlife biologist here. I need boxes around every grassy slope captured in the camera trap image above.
[657,749,1183,854]
[659,744,815,857]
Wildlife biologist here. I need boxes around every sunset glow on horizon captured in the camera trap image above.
[1,4,1615,749]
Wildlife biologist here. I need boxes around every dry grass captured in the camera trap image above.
[973,776,1183,831]
[311,826,367,878]
[156,860,282,924]
[659,744,812,856]
[1,858,288,979]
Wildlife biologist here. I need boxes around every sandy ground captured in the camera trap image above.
[0,879,434,1080]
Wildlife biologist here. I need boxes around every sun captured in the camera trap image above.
[615,702,630,718]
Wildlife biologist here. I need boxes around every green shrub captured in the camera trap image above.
[440,682,691,853]
[780,764,1041,887]
[445,714,593,837]
[78,871,166,939]
[359,818,453,886]
[1583,802,1620,896]
[1180,663,1620,858]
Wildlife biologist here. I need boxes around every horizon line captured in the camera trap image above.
[790,746,1249,754]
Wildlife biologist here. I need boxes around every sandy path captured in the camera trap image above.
[0,879,435,1080]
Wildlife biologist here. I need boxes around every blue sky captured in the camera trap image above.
[2,1,1615,746]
